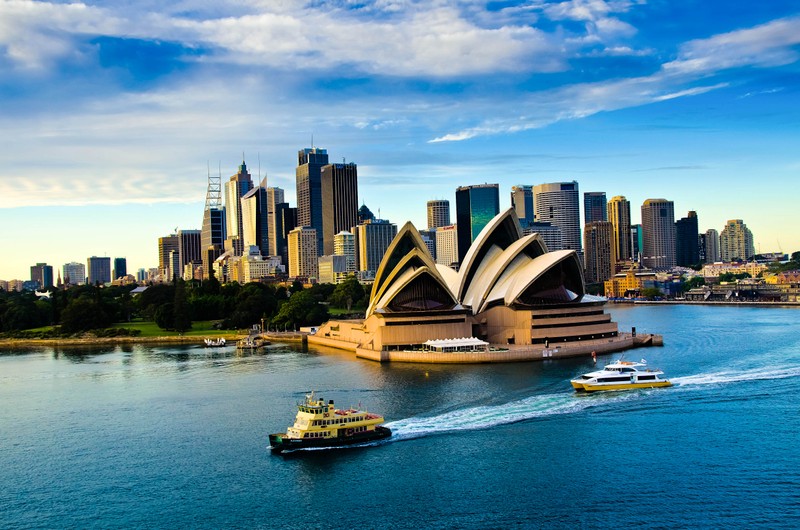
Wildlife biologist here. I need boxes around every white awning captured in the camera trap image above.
[423,337,489,348]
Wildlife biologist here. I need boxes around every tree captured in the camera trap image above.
[329,277,366,310]
[272,291,329,330]
[172,279,192,332]
[60,297,113,333]
[640,287,663,300]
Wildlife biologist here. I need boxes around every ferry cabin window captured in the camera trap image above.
[639,375,656,380]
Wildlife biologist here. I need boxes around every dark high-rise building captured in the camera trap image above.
[224,161,254,256]
[358,203,375,224]
[583,221,615,284]
[455,184,500,264]
[178,230,202,277]
[30,263,53,289]
[321,162,359,256]
[275,203,297,270]
[113,258,127,280]
[534,181,581,253]
[631,224,643,263]
[296,147,329,255]
[266,187,285,256]
[427,200,451,229]
[87,256,111,285]
[675,211,700,267]
[201,167,225,279]
[584,192,607,224]
[641,199,676,270]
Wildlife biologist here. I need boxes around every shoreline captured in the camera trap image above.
[0,333,246,350]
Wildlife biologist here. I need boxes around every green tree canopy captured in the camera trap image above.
[272,290,329,330]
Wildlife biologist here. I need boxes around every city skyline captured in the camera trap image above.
[2,1,799,279]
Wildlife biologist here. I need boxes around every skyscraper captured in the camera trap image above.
[524,222,562,253]
[533,181,581,253]
[631,224,643,263]
[353,219,397,278]
[583,192,607,224]
[240,180,269,255]
[720,219,755,261]
[224,161,254,256]
[275,203,297,270]
[113,258,127,280]
[510,185,534,228]
[87,256,111,285]
[435,224,459,267]
[30,263,53,289]
[607,196,632,262]
[321,162,359,256]
[455,183,500,264]
[288,226,318,280]
[641,199,676,270]
[178,230,202,277]
[675,211,700,267]
[296,147,329,255]
[427,200,451,229]
[702,229,720,263]
[583,221,615,284]
[266,187,285,256]
[158,235,180,280]
[63,262,86,286]
[201,167,225,279]
[334,230,356,275]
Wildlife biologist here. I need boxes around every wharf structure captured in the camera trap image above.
[309,209,661,363]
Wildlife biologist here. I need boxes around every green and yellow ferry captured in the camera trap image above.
[269,392,392,453]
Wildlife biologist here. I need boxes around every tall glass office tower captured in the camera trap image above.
[296,147,329,256]
[455,184,500,264]
[533,182,581,253]
[510,185,534,227]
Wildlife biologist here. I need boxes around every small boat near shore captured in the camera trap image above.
[269,392,391,453]
[571,359,672,392]
[203,338,227,347]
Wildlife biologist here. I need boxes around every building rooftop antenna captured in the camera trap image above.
[205,160,222,210]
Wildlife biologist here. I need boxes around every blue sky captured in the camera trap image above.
[1,0,799,280]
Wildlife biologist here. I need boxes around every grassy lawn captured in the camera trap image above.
[113,320,243,338]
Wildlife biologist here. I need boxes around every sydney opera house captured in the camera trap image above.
[309,209,658,362]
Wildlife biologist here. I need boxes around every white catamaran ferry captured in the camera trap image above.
[571,359,672,392]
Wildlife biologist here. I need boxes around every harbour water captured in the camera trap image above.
[2,305,799,528]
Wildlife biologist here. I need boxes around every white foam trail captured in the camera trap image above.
[673,366,800,386]
[385,391,636,440]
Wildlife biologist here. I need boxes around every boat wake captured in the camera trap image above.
[672,365,800,387]
[385,391,637,441]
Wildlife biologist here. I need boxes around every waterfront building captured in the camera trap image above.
[533,182,581,254]
[87,256,111,285]
[63,262,86,286]
[641,199,676,270]
[353,219,397,278]
[435,224,459,267]
[510,185,534,228]
[321,162,359,257]
[30,263,53,289]
[455,183,500,264]
[427,200,451,229]
[583,221,616,284]
[288,226,318,280]
[675,211,700,267]
[112,258,127,280]
[266,187,285,256]
[720,219,755,262]
[607,196,631,262]
[241,181,269,255]
[296,147,329,256]
[700,261,767,279]
[523,221,562,252]
[604,266,657,298]
[334,230,356,275]
[224,161,254,256]
[313,209,625,358]
[583,192,607,224]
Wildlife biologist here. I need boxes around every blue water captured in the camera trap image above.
[1,305,799,528]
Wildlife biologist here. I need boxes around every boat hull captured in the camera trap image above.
[269,426,392,453]
[571,380,672,392]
